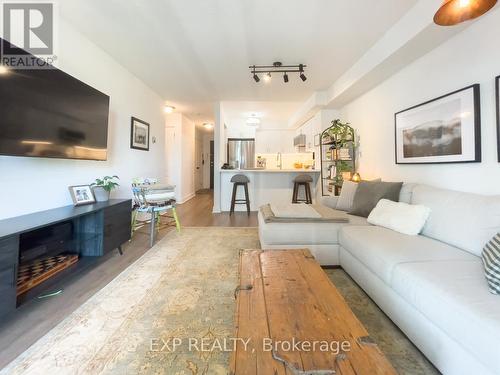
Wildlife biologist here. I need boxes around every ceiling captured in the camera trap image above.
[60,0,418,123]
[222,101,301,130]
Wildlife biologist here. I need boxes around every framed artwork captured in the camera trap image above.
[496,75,500,162]
[68,185,96,206]
[130,117,150,151]
[395,84,481,164]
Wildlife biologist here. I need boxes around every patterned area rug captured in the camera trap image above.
[2,227,438,375]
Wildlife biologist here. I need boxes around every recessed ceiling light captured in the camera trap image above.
[246,115,261,126]
[0,66,9,75]
[203,123,214,129]
[164,105,175,114]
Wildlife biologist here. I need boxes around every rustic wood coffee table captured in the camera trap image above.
[230,249,397,375]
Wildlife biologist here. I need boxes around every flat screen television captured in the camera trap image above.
[0,40,110,161]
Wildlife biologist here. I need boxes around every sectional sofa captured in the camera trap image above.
[258,183,500,375]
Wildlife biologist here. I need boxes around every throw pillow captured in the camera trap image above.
[335,181,359,211]
[367,199,431,236]
[482,233,500,295]
[349,180,403,218]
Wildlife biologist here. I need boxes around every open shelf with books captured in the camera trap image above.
[319,120,356,197]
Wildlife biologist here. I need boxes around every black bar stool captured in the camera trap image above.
[292,174,313,204]
[230,174,250,215]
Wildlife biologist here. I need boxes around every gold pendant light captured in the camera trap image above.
[434,0,497,26]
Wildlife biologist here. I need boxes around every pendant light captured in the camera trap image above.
[434,0,497,26]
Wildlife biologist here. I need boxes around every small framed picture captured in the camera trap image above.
[68,185,96,206]
[395,84,481,164]
[130,117,150,151]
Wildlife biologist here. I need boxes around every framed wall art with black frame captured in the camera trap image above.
[395,84,481,164]
[130,117,150,151]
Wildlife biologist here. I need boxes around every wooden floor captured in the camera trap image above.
[0,190,256,369]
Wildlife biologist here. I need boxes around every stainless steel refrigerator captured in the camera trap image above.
[227,138,255,169]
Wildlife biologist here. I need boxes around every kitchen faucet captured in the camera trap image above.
[277,152,282,170]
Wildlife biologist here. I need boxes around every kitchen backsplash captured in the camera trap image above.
[256,153,315,170]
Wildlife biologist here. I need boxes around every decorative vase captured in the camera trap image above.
[92,186,110,202]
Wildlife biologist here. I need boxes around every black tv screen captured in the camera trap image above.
[0,44,110,160]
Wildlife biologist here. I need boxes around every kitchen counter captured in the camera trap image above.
[220,169,320,173]
[219,169,320,212]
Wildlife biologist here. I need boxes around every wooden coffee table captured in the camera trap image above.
[230,249,397,375]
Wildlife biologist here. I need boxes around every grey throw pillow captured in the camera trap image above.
[482,233,500,294]
[348,181,403,218]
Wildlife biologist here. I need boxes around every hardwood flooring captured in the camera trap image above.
[0,190,256,369]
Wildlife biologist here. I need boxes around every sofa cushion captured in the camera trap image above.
[411,185,500,257]
[391,260,500,373]
[482,233,500,294]
[258,210,368,245]
[339,225,477,285]
[349,181,403,218]
[367,199,431,236]
[335,181,358,211]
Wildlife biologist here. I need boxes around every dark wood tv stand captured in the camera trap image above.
[0,199,131,319]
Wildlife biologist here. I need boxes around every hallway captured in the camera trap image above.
[176,189,258,227]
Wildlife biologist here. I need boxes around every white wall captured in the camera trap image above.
[165,113,196,203]
[255,129,295,154]
[341,10,500,195]
[0,19,166,220]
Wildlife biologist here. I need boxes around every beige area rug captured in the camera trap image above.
[2,227,438,375]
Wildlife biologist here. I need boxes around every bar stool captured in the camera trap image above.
[230,174,250,215]
[292,174,313,204]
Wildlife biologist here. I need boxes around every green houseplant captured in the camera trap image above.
[91,176,119,202]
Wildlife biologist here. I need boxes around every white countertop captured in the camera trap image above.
[220,169,320,173]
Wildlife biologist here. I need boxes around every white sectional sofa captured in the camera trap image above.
[258,183,500,375]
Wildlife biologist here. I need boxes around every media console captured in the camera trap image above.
[0,199,132,319]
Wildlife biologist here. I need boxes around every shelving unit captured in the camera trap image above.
[319,120,356,197]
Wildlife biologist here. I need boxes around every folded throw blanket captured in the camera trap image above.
[260,204,349,223]
[271,203,321,219]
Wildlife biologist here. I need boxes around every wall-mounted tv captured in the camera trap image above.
[0,39,110,161]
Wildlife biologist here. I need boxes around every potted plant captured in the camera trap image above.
[91,176,119,202]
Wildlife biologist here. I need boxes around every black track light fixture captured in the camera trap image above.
[249,62,307,83]
[252,68,260,82]
[299,64,307,81]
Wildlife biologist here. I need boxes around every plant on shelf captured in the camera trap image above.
[327,119,354,149]
[91,175,120,202]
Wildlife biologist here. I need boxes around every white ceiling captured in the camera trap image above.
[222,101,301,130]
[60,0,418,123]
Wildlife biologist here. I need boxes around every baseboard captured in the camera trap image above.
[177,192,196,204]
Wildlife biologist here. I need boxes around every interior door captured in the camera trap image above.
[194,136,203,192]
[210,141,214,189]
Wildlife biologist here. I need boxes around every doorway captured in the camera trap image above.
[210,141,214,189]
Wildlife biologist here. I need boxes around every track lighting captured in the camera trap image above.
[299,64,307,81]
[249,62,307,84]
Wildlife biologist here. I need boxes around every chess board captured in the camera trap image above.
[17,254,79,296]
